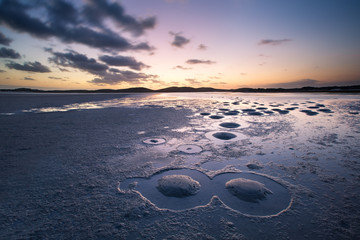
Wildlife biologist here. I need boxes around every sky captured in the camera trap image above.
[0,0,360,90]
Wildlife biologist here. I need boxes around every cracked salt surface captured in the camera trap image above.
[2,92,360,239]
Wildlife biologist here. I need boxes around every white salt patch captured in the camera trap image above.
[157,175,201,197]
[226,178,272,202]
[177,144,203,154]
[143,138,166,145]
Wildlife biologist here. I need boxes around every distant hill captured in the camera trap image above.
[155,87,226,92]
[1,85,360,93]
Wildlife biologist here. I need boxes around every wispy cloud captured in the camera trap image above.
[99,55,149,70]
[258,39,292,46]
[6,61,51,72]
[173,65,192,70]
[89,70,159,85]
[186,59,216,65]
[198,44,207,50]
[169,32,190,48]
[0,47,21,59]
[185,78,201,85]
[0,0,155,52]
[24,77,35,80]
[48,76,62,80]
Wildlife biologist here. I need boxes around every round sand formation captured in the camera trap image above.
[157,175,201,197]
[220,122,240,128]
[213,132,237,140]
[226,178,272,202]
[143,138,166,145]
[177,144,202,154]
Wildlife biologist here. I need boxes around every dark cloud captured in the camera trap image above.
[173,65,191,70]
[0,31,12,46]
[49,50,108,74]
[0,0,155,52]
[6,61,51,72]
[266,79,320,88]
[24,77,35,80]
[0,0,54,38]
[198,44,207,50]
[258,39,292,46]
[83,0,156,37]
[99,55,149,70]
[186,59,216,65]
[0,47,21,59]
[169,32,190,48]
[48,49,156,85]
[46,0,79,25]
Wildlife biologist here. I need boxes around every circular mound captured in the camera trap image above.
[213,132,237,140]
[143,138,166,145]
[157,175,201,198]
[209,115,224,119]
[220,122,240,128]
[226,178,272,202]
[178,144,202,154]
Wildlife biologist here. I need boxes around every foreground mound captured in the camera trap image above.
[226,178,272,202]
[157,175,201,197]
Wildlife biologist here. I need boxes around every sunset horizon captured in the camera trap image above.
[1,0,360,90]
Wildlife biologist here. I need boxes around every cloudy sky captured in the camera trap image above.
[0,0,360,90]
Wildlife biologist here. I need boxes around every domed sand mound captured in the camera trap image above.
[157,175,201,198]
[226,178,272,202]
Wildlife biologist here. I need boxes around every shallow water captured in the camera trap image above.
[1,92,360,239]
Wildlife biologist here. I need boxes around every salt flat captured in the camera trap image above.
[1,92,360,239]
